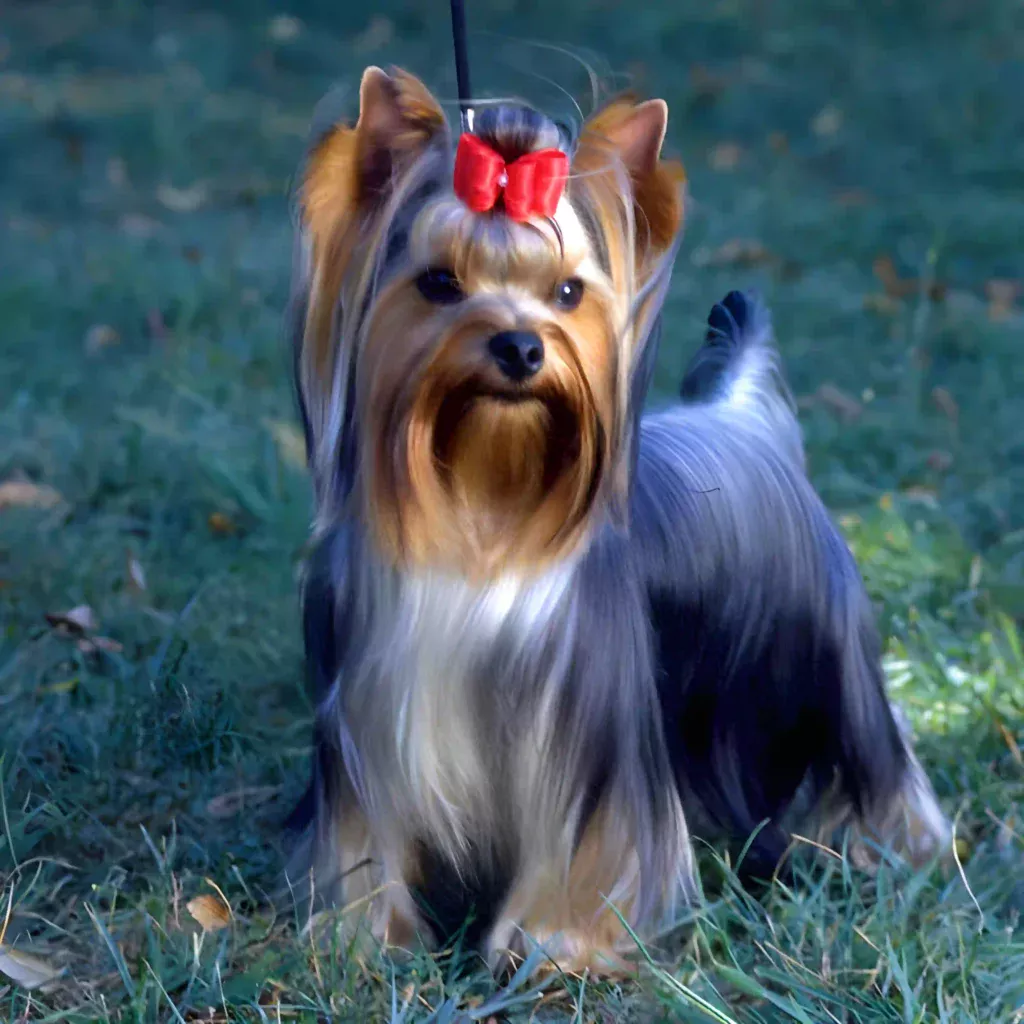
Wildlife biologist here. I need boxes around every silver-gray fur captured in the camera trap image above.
[287,288,949,960]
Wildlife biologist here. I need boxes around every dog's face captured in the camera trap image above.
[296,67,685,579]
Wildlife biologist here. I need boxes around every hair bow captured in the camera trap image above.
[453,133,569,222]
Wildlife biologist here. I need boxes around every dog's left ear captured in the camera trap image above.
[575,98,685,260]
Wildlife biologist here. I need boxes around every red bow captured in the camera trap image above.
[453,133,569,222]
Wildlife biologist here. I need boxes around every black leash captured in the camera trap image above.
[450,0,472,131]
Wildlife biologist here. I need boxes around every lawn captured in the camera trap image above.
[1,0,1023,1020]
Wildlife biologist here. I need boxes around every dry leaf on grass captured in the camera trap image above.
[986,278,1019,321]
[207,511,237,536]
[709,141,743,170]
[901,486,939,507]
[268,14,302,42]
[45,606,123,655]
[931,386,959,424]
[187,893,231,932]
[811,104,843,137]
[264,419,307,468]
[157,182,208,214]
[84,323,120,355]
[118,213,163,238]
[206,785,282,819]
[125,550,147,595]
[816,384,863,423]
[106,156,127,187]
[863,293,902,317]
[146,307,168,341]
[46,605,98,635]
[38,677,79,696]
[80,635,123,655]
[691,238,776,269]
[0,946,64,991]
[873,254,946,301]
[0,480,64,510]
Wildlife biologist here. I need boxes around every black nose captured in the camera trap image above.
[487,330,545,382]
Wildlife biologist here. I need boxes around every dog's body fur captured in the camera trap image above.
[285,68,949,972]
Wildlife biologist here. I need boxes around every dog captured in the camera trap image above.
[283,65,949,974]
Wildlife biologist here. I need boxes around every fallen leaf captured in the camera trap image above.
[157,182,208,214]
[206,785,282,819]
[691,238,775,269]
[873,255,910,298]
[816,383,862,423]
[268,14,303,42]
[0,480,64,510]
[125,550,147,595]
[187,893,231,932]
[79,636,123,655]
[862,293,902,317]
[997,721,1022,766]
[931,386,959,424]
[106,157,127,188]
[0,946,64,991]
[38,677,79,696]
[709,141,743,171]
[353,16,394,53]
[969,555,983,591]
[878,493,894,512]
[84,323,119,355]
[207,511,237,536]
[873,255,946,301]
[901,486,938,507]
[146,308,168,341]
[811,104,843,137]
[46,605,99,635]
[119,213,163,238]
[986,278,1019,321]
[264,419,307,468]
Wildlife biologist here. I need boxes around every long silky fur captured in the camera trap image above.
[285,79,948,963]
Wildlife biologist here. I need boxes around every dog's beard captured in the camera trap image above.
[372,369,606,578]
[435,384,583,540]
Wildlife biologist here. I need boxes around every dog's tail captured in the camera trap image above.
[679,290,803,464]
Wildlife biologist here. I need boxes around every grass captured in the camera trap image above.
[1,0,1022,1019]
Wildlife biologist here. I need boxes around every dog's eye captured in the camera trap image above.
[554,278,584,311]
[416,268,464,305]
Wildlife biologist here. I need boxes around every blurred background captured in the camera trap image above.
[1,1,1022,1019]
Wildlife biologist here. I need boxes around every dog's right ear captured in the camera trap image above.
[302,67,446,255]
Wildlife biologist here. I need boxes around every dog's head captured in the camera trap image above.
[293,67,684,579]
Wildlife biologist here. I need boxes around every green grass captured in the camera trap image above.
[1,0,1023,1019]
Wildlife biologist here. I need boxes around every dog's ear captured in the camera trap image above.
[575,98,685,258]
[302,67,446,255]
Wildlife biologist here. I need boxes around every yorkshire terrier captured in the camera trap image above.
[284,66,949,974]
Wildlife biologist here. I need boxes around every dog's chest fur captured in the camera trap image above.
[349,564,577,854]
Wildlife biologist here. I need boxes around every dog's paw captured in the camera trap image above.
[490,925,637,980]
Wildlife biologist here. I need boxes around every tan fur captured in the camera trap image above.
[486,803,673,976]
[572,97,686,268]
[298,68,447,489]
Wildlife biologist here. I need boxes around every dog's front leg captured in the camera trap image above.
[484,806,645,978]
